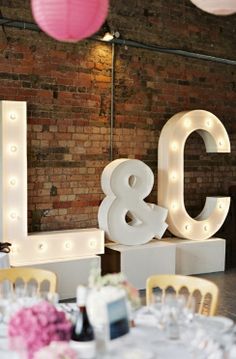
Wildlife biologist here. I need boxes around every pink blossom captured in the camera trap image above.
[8,301,72,359]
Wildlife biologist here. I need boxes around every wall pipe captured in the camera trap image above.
[106,38,236,66]
[110,42,115,161]
[0,17,235,66]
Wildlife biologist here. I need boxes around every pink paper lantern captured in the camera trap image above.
[190,0,236,15]
[31,0,109,42]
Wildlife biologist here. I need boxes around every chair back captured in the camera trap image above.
[0,267,57,293]
[146,274,219,316]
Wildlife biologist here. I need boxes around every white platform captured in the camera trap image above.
[0,252,10,269]
[105,241,176,290]
[105,238,225,290]
[23,255,100,300]
[163,237,225,275]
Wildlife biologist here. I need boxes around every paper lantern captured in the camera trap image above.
[190,0,236,15]
[31,0,109,42]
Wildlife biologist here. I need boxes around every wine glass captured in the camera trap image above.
[0,281,14,325]
[38,291,60,305]
[182,295,196,325]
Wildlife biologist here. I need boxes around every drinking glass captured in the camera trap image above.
[38,291,60,305]
[148,293,166,329]
[164,294,186,340]
[182,295,196,325]
[0,282,14,324]
[94,323,109,356]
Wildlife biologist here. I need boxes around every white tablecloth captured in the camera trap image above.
[102,326,198,359]
[0,303,234,359]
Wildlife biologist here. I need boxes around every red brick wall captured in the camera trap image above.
[0,0,235,233]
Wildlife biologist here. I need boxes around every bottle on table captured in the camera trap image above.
[70,285,96,359]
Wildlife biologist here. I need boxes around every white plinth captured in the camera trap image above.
[163,237,225,275]
[105,241,176,290]
[23,255,100,300]
[104,238,226,289]
[0,252,10,269]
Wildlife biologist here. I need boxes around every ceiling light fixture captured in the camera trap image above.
[102,31,120,42]
[102,32,114,41]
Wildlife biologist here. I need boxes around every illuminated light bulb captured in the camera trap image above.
[171,142,178,152]
[218,139,224,147]
[89,238,97,249]
[9,211,17,220]
[184,223,191,232]
[9,177,17,186]
[171,202,178,211]
[11,243,19,254]
[9,145,18,153]
[9,112,17,121]
[102,32,114,41]
[205,119,212,128]
[184,118,191,128]
[38,242,47,252]
[170,171,177,182]
[203,224,209,232]
[64,241,72,250]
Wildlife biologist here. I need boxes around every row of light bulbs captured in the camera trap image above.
[169,117,225,151]
[11,237,98,255]
[8,111,19,226]
[171,201,224,211]
[168,115,227,234]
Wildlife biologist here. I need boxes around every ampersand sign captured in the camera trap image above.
[98,158,168,245]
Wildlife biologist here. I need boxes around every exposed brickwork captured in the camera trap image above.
[0,0,235,232]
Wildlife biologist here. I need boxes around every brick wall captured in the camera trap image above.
[0,0,235,233]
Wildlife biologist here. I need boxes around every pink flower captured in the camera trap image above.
[8,301,72,359]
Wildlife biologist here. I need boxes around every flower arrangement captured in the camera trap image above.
[8,300,72,359]
[88,268,141,310]
[34,341,77,359]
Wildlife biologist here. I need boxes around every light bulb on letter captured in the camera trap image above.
[89,238,97,249]
[38,242,47,252]
[9,145,18,153]
[205,118,212,128]
[171,202,178,211]
[11,243,19,254]
[218,139,224,147]
[9,112,16,121]
[184,118,191,128]
[170,171,177,182]
[9,212,17,220]
[64,241,72,250]
[9,177,17,186]
[184,223,191,232]
[171,142,178,152]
